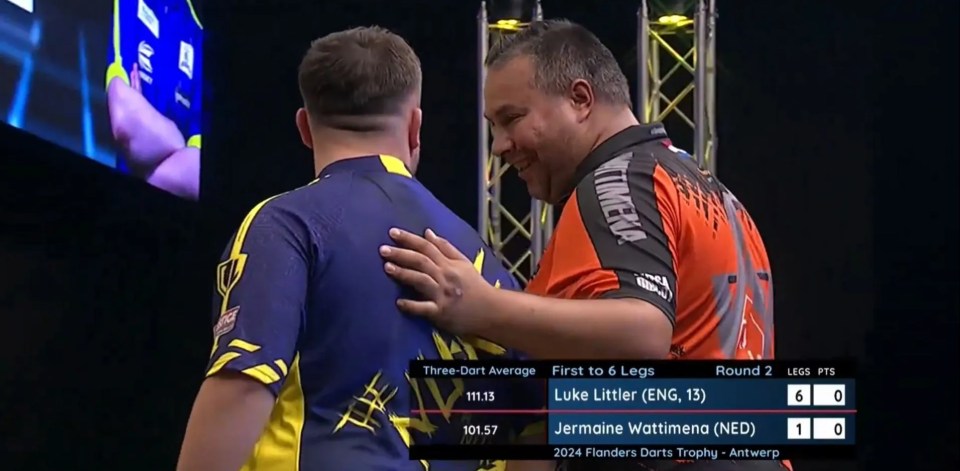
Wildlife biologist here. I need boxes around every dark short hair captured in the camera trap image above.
[485,19,631,107]
[297,26,422,132]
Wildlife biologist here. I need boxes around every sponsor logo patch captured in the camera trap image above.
[214,307,239,338]
[635,273,674,303]
[179,41,194,79]
[137,41,154,73]
[137,0,160,39]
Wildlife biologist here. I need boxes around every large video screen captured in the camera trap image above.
[0,0,203,200]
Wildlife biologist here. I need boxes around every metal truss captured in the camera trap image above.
[476,0,552,285]
[638,0,718,174]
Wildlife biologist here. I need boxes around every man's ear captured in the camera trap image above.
[408,107,422,153]
[569,79,594,122]
[295,108,313,149]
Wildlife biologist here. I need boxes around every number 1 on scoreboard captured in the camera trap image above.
[787,418,811,440]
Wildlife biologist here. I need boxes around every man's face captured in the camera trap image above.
[484,57,582,203]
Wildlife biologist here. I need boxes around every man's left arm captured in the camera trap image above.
[474,161,680,359]
[178,201,310,471]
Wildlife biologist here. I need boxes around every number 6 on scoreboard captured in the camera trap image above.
[787,384,811,406]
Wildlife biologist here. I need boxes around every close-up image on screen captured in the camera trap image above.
[0,0,203,200]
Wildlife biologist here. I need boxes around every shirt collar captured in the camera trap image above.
[560,123,669,204]
[318,154,412,179]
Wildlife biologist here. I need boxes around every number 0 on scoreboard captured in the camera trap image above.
[813,384,846,406]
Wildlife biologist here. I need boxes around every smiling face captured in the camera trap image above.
[483,56,585,203]
[482,20,635,203]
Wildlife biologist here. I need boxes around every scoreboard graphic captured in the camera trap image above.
[408,360,856,461]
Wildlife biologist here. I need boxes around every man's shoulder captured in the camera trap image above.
[289,172,388,197]
[574,141,723,207]
[567,143,671,218]
[574,141,663,188]
[236,177,392,255]
[266,172,462,232]
[244,176,368,221]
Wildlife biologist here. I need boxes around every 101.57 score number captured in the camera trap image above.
[463,424,499,437]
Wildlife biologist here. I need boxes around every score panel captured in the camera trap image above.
[408,360,857,461]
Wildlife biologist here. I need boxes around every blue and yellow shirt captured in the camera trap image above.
[206,155,543,471]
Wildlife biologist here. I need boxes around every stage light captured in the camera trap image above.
[651,0,694,27]
[651,0,694,25]
[487,0,537,30]
[657,14,690,26]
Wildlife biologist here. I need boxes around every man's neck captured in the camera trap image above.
[587,107,640,155]
[311,134,411,176]
[550,107,640,204]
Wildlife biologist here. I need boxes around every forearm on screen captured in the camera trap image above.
[107,80,185,171]
[146,146,200,200]
[177,374,274,471]
[122,113,186,173]
[477,290,669,360]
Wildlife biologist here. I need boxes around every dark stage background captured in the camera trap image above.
[1,1,956,470]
